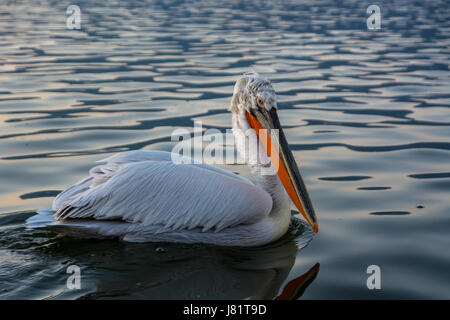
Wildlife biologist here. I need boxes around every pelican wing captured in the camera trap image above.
[54,151,273,233]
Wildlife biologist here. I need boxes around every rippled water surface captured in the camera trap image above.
[1,0,449,299]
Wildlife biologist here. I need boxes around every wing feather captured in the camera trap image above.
[54,151,272,233]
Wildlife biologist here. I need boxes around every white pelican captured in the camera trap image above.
[27,72,318,246]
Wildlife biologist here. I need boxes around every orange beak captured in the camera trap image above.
[246,109,318,233]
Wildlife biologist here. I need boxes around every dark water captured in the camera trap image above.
[0,0,449,299]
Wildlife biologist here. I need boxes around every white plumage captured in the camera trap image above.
[27,150,290,246]
[58,151,274,232]
[26,72,317,246]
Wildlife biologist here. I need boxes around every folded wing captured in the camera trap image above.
[54,151,273,233]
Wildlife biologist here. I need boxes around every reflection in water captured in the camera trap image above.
[76,238,317,300]
[275,263,320,300]
[0,212,317,300]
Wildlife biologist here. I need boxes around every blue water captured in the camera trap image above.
[0,0,449,299]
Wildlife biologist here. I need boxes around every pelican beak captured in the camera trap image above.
[246,108,318,233]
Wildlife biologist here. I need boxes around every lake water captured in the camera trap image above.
[0,0,449,299]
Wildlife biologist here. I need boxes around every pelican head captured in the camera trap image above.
[230,72,318,233]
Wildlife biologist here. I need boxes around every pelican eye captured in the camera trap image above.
[256,97,265,108]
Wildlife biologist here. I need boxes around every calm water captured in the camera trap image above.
[0,0,449,299]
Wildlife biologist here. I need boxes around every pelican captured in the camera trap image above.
[27,72,318,246]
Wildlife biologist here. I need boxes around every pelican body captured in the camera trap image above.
[27,72,318,246]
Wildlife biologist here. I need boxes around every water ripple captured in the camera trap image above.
[0,0,449,299]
